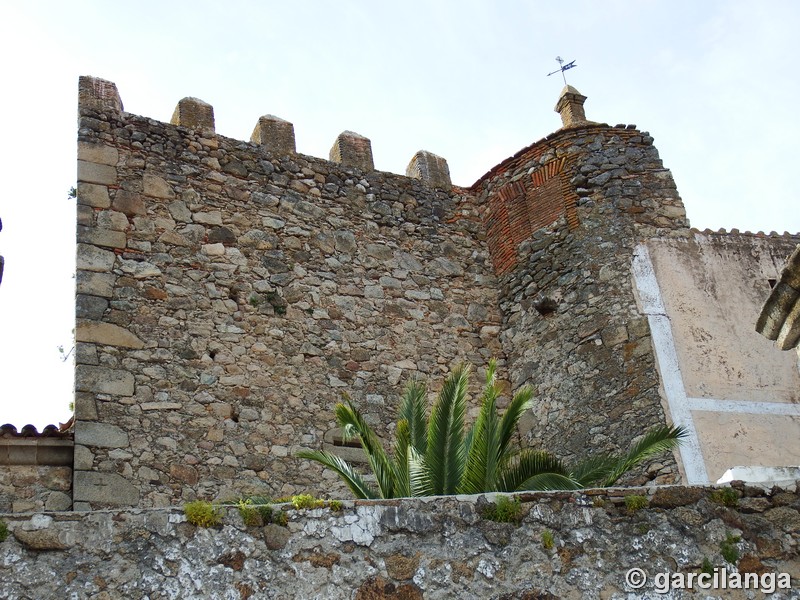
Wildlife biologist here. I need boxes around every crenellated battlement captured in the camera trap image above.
[79,76,453,190]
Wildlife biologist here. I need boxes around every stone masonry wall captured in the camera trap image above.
[473,125,690,480]
[0,429,73,513]
[74,78,503,509]
[0,465,72,514]
[1,484,798,598]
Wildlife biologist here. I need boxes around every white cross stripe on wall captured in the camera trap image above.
[632,243,800,485]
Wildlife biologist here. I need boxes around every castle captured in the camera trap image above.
[1,76,798,513]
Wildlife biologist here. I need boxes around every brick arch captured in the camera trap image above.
[483,157,579,274]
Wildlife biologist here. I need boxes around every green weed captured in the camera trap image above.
[541,529,555,550]
[482,496,522,524]
[184,501,223,527]
[720,534,740,564]
[624,495,648,513]
[710,488,739,508]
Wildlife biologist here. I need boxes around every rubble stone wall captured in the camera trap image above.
[75,78,503,508]
[1,484,798,599]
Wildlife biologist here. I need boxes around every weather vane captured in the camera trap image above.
[547,56,577,85]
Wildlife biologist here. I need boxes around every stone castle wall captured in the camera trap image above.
[74,77,503,508]
[1,484,798,598]
[68,75,800,512]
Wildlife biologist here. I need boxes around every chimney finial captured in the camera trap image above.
[555,85,588,128]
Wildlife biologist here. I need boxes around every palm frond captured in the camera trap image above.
[398,379,428,455]
[497,449,577,492]
[408,445,432,497]
[459,367,501,494]
[335,399,397,498]
[391,419,412,498]
[568,453,617,487]
[296,449,379,499]
[602,425,688,486]
[496,385,533,467]
[426,364,469,495]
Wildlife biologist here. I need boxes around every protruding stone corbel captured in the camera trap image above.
[171,97,215,131]
[251,115,296,155]
[78,76,123,113]
[329,131,374,171]
[406,150,452,190]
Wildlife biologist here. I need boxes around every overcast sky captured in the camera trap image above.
[1,0,798,428]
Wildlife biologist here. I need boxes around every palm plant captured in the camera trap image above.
[297,361,686,499]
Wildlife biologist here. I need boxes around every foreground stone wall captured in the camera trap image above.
[473,125,689,480]
[75,77,502,508]
[1,484,798,599]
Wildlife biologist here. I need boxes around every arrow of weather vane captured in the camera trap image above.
[547,56,577,85]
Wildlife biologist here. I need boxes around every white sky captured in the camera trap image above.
[0,0,798,429]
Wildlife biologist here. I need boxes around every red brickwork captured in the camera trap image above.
[483,158,578,275]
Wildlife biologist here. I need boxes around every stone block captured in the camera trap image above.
[73,471,139,506]
[251,115,296,155]
[202,243,225,256]
[97,210,130,231]
[75,342,99,366]
[78,160,117,185]
[13,528,71,551]
[45,491,72,511]
[406,150,452,190]
[79,75,123,113]
[143,175,175,199]
[141,402,182,411]
[76,225,127,249]
[167,200,192,222]
[35,443,74,466]
[76,204,93,227]
[76,243,115,272]
[77,183,111,208]
[112,190,147,216]
[76,271,116,298]
[75,422,129,448]
[170,97,215,131]
[78,142,118,166]
[329,131,374,171]
[75,365,135,396]
[74,392,98,420]
[73,445,94,470]
[76,294,109,320]
[76,320,145,349]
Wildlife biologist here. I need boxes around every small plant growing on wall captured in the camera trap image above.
[720,534,740,564]
[0,519,8,543]
[290,494,326,510]
[184,501,223,527]
[481,496,522,524]
[624,495,648,513]
[709,488,739,508]
[236,498,264,527]
[541,529,555,550]
[701,557,714,575]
